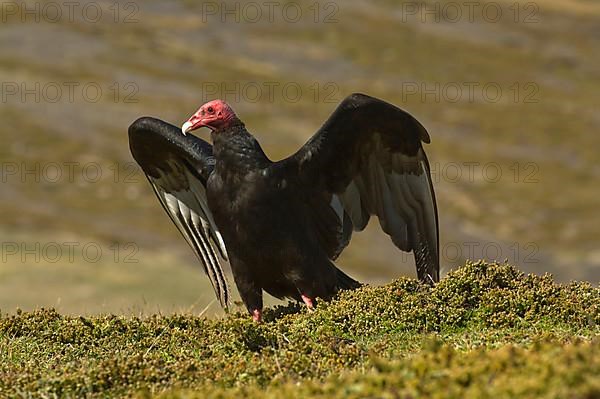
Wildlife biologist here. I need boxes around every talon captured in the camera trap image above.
[301,294,315,311]
[251,309,262,323]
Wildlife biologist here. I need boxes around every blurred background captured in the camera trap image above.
[0,0,598,315]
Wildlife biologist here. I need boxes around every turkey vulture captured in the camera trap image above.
[129,93,438,321]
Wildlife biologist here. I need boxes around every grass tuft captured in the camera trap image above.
[1,261,598,398]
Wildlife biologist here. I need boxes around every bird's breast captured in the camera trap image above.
[207,170,303,249]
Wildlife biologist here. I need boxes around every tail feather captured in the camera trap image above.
[335,266,362,291]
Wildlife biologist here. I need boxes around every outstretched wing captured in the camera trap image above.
[279,93,439,283]
[128,117,230,307]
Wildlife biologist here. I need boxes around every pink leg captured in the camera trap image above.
[301,294,315,311]
[251,309,262,323]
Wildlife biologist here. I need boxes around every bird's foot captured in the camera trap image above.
[301,294,315,312]
[251,309,262,323]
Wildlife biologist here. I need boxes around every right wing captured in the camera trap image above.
[128,117,230,307]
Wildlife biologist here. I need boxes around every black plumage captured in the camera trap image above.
[129,93,439,321]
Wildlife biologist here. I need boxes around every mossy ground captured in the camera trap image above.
[2,3,600,320]
[1,262,598,398]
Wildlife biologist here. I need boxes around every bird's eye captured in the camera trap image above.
[207,106,214,114]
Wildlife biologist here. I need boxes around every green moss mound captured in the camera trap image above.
[166,339,599,399]
[1,262,598,398]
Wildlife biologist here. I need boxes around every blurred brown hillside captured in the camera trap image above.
[0,0,598,314]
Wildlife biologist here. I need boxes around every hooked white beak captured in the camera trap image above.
[181,121,194,135]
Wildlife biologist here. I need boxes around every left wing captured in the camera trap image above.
[277,93,439,283]
[128,117,230,307]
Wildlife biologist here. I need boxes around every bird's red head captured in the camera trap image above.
[181,99,239,134]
